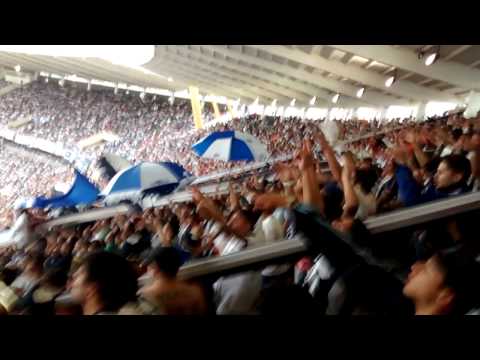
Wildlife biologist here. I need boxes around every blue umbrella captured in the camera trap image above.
[192,131,268,162]
[100,162,190,198]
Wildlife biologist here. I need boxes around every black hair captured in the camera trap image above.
[228,209,261,230]
[167,215,180,238]
[441,154,471,184]
[451,128,463,142]
[149,247,182,278]
[0,268,19,286]
[435,247,480,315]
[43,268,69,288]
[424,157,441,175]
[88,241,105,251]
[26,253,45,271]
[82,252,138,312]
[322,187,344,223]
[355,168,379,194]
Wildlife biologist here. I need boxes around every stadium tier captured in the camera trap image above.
[0,45,480,316]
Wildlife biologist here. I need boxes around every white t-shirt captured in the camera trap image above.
[440,146,453,158]
[9,213,34,248]
[213,271,262,315]
[10,273,39,296]
[213,233,246,256]
[261,215,284,243]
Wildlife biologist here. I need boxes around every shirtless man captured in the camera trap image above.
[139,247,207,315]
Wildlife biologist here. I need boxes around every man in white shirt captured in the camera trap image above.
[8,209,41,249]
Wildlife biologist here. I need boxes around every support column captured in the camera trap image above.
[326,107,332,121]
[464,91,480,119]
[227,100,235,119]
[212,101,221,119]
[189,86,204,130]
[379,107,388,123]
[416,102,427,122]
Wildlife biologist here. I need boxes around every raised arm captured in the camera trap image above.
[191,187,226,225]
[298,139,325,217]
[407,130,429,168]
[341,152,359,218]
[228,183,240,212]
[316,130,343,184]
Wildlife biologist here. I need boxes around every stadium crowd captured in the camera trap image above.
[0,79,10,89]
[0,140,74,224]
[0,80,400,177]
[1,97,480,315]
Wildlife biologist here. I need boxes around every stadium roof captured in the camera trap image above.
[0,45,479,108]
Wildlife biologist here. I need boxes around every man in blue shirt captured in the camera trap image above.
[395,154,471,207]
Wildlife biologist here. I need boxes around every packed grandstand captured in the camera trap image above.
[1,45,480,316]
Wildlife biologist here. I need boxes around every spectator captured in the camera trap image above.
[403,247,480,315]
[70,251,138,315]
[10,253,44,298]
[139,247,207,315]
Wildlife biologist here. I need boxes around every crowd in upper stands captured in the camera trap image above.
[2,77,480,315]
[0,80,397,177]
[0,79,10,89]
[0,140,74,224]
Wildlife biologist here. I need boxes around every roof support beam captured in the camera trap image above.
[152,60,269,103]
[201,45,402,107]
[154,52,302,105]
[0,52,109,84]
[157,46,332,106]
[170,46,314,104]
[249,45,459,103]
[444,45,472,61]
[329,45,480,91]
[155,68,252,103]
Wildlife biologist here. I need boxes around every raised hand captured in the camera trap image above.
[253,193,288,212]
[297,139,314,171]
[316,130,329,148]
[190,186,204,204]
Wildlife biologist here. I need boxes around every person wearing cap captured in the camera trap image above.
[139,247,207,315]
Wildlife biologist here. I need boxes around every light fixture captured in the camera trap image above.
[332,94,339,103]
[167,77,173,82]
[425,47,440,66]
[385,70,397,88]
[356,87,365,98]
[290,98,296,107]
[385,76,395,87]
[418,45,440,66]
[309,96,316,106]
[14,65,21,73]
